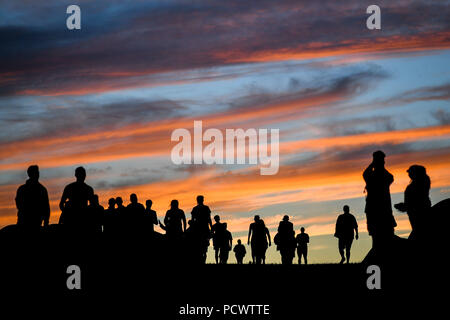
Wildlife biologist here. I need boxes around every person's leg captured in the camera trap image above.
[304,247,308,265]
[297,249,301,264]
[338,239,345,263]
[215,248,219,264]
[346,239,353,263]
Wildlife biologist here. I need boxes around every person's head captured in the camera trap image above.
[75,166,86,182]
[171,199,179,209]
[27,165,39,181]
[343,205,350,214]
[90,194,99,206]
[196,195,204,204]
[146,199,153,208]
[214,215,220,222]
[407,165,430,188]
[130,193,138,204]
[300,227,305,233]
[283,215,289,222]
[237,239,242,244]
[108,198,116,208]
[223,222,228,230]
[116,197,123,206]
[254,215,260,222]
[372,150,386,169]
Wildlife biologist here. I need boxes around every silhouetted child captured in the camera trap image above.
[103,197,118,234]
[233,239,246,264]
[87,194,104,233]
[296,227,309,264]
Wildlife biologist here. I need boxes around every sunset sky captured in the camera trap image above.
[0,0,449,263]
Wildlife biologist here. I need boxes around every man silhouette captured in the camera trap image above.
[126,193,146,231]
[276,215,296,265]
[219,223,233,264]
[144,200,158,233]
[363,151,396,248]
[191,195,212,263]
[211,215,224,264]
[233,239,246,264]
[15,165,50,228]
[296,227,309,265]
[334,205,358,264]
[59,166,94,227]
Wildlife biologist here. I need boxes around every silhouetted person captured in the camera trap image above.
[191,195,212,263]
[248,215,271,264]
[87,194,104,233]
[363,151,396,248]
[394,165,431,241]
[163,200,186,240]
[335,205,358,264]
[115,196,126,225]
[59,166,94,228]
[219,223,233,264]
[211,214,224,264]
[15,165,50,229]
[276,215,296,265]
[126,193,146,231]
[103,198,119,234]
[233,239,246,264]
[144,200,158,234]
[296,227,309,264]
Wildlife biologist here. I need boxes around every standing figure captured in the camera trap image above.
[219,223,233,264]
[87,194,104,234]
[162,200,186,240]
[15,165,50,229]
[103,198,119,234]
[334,205,359,264]
[211,215,224,264]
[276,215,296,265]
[394,165,431,240]
[248,215,271,264]
[296,227,309,265]
[59,166,94,228]
[144,200,158,234]
[191,195,212,263]
[233,239,247,264]
[363,151,396,248]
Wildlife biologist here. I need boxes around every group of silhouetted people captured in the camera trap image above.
[11,149,434,264]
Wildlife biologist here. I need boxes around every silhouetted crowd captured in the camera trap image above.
[11,150,435,265]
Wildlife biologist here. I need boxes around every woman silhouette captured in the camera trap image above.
[161,200,186,240]
[395,165,431,240]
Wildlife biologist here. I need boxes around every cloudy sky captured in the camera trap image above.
[0,0,449,263]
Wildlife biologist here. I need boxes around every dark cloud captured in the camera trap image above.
[0,98,186,144]
[0,0,448,96]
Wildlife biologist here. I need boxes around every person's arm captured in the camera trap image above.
[247,225,252,245]
[43,187,50,227]
[363,163,374,183]
[266,228,271,246]
[153,211,158,225]
[59,187,68,211]
[15,186,23,212]
[182,211,186,232]
[354,217,359,240]
[229,236,233,250]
